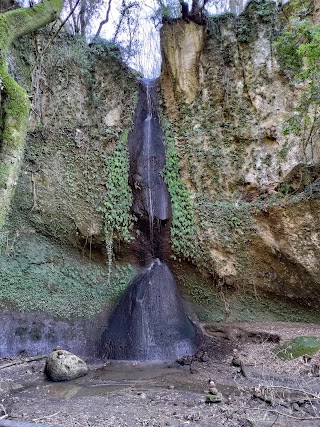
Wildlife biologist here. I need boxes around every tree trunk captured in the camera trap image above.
[79,0,86,36]
[0,0,64,229]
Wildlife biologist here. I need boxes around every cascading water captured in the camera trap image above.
[99,79,197,361]
[145,82,155,244]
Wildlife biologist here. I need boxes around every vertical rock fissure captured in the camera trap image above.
[99,79,197,361]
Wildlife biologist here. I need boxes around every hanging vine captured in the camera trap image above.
[104,130,135,284]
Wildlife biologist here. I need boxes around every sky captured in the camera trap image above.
[18,1,252,77]
[93,0,224,77]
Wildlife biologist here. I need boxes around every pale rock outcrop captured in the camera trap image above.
[159,0,320,319]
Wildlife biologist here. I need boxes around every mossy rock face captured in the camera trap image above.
[275,336,320,360]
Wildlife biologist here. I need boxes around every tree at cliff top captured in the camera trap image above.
[64,0,112,38]
[275,11,320,158]
[155,0,245,22]
[0,0,65,229]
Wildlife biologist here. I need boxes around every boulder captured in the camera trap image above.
[45,349,88,381]
[206,391,223,403]
[275,336,320,360]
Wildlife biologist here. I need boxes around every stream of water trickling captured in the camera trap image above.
[144,80,154,245]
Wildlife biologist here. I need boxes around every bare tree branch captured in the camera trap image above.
[68,0,79,33]
[92,0,112,41]
[32,0,81,71]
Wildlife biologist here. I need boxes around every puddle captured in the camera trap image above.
[9,362,239,400]
[87,362,182,381]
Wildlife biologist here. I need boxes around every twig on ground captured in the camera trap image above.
[0,403,8,419]
[32,412,60,422]
[0,355,46,370]
[265,385,320,400]
[245,407,320,421]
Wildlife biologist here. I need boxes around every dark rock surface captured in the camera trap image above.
[128,78,171,222]
[99,261,197,361]
[0,310,105,358]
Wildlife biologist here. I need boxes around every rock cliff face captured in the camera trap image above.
[1,0,320,359]
[0,33,138,356]
[160,0,320,322]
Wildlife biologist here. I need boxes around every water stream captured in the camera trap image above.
[99,79,197,361]
[144,81,154,245]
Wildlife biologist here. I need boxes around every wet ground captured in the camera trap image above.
[1,322,320,427]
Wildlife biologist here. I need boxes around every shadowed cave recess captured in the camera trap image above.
[99,79,198,361]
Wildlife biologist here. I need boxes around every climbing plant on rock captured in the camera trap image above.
[274,15,320,154]
[162,121,197,261]
[104,130,135,243]
[0,0,64,229]
[104,129,135,284]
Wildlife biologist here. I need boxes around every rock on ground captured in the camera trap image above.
[45,349,88,381]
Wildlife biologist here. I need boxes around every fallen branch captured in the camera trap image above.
[245,407,320,421]
[32,412,60,423]
[0,403,8,420]
[0,355,46,370]
[265,385,320,400]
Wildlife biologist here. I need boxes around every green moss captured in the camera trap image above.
[0,0,64,231]
[182,268,320,322]
[275,336,320,360]
[0,70,30,149]
[0,231,136,318]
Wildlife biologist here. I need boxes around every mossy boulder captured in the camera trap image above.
[275,336,320,360]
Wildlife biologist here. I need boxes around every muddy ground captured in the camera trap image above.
[1,322,320,427]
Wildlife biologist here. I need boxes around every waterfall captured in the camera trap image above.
[99,79,197,361]
[144,80,155,245]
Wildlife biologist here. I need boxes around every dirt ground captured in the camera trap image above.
[1,322,320,427]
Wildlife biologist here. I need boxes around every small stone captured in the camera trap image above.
[139,392,147,399]
[195,350,204,359]
[209,387,218,394]
[292,402,300,411]
[201,352,209,362]
[252,387,262,398]
[168,385,175,389]
[231,356,242,367]
[208,379,215,387]
[0,404,7,418]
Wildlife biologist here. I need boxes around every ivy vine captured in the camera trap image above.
[274,15,320,153]
[162,121,197,261]
[104,130,135,282]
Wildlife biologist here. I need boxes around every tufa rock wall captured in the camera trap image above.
[0,32,138,355]
[160,0,320,321]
